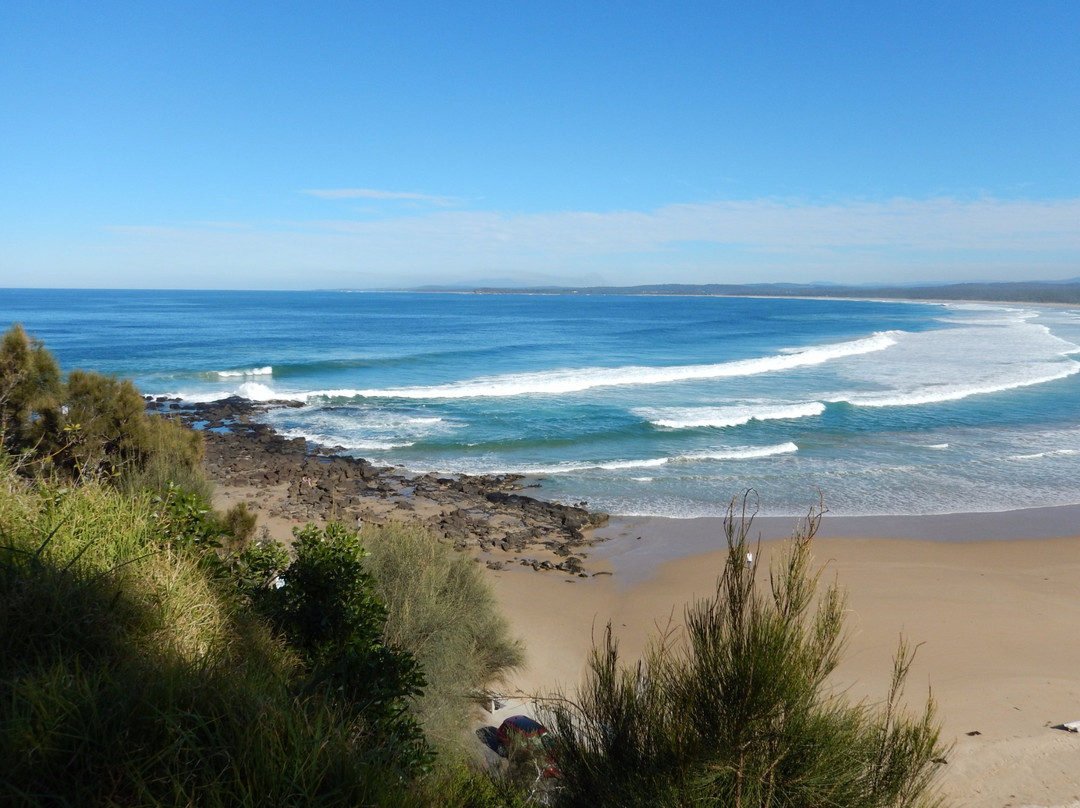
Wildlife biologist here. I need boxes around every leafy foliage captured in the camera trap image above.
[33,369,149,479]
[118,405,208,498]
[0,323,205,492]
[221,500,258,552]
[0,323,61,454]
[151,484,233,558]
[239,522,432,775]
[544,496,947,808]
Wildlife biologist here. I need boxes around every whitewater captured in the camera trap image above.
[4,289,1080,517]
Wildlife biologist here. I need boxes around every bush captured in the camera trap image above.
[37,369,149,480]
[221,500,258,553]
[119,411,208,498]
[0,323,61,454]
[238,522,432,776]
[413,765,533,808]
[543,496,947,808]
[0,324,207,494]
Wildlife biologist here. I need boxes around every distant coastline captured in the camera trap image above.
[412,278,1080,306]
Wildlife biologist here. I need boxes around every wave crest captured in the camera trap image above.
[409,442,800,477]
[841,363,1080,408]
[214,366,273,378]
[641,402,826,429]
[306,332,898,400]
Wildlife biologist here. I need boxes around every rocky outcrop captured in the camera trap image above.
[148,396,609,570]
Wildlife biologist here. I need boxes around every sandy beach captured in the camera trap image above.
[214,474,1080,806]
[486,508,1080,808]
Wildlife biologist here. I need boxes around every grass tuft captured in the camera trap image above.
[358,522,525,756]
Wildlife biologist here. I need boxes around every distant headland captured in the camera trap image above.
[414,279,1080,305]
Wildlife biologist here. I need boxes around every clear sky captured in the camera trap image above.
[2,1,1078,290]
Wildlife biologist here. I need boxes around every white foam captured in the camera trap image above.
[163,381,295,403]
[214,366,273,378]
[841,363,1079,408]
[161,390,227,404]
[233,382,283,402]
[403,442,799,477]
[261,403,452,452]
[271,426,413,451]
[1010,448,1080,461]
[679,442,799,461]
[833,315,1080,408]
[641,402,826,429]
[304,332,898,400]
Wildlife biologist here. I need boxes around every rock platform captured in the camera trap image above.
[148,396,609,574]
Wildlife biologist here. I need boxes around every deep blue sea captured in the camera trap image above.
[5,288,1080,518]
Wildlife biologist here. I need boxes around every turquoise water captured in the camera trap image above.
[4,288,1080,517]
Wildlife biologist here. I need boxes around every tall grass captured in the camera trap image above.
[543,496,947,808]
[117,412,210,499]
[359,522,525,756]
[0,466,419,806]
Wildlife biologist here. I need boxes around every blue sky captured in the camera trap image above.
[2,1,1078,290]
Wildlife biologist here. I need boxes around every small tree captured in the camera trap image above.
[0,324,206,492]
[544,496,946,808]
[220,501,257,555]
[360,522,524,755]
[0,323,61,453]
[34,370,149,481]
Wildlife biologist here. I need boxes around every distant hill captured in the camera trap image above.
[460,280,1080,305]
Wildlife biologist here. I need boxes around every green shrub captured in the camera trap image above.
[221,500,258,553]
[414,765,533,808]
[151,484,229,556]
[0,324,209,494]
[239,521,432,776]
[38,369,149,480]
[544,497,947,808]
[0,323,61,455]
[119,411,208,498]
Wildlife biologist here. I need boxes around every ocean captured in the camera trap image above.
[4,288,1080,518]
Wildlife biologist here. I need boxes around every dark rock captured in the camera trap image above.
[162,396,609,573]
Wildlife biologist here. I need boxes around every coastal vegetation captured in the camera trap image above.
[543,499,947,807]
[0,322,204,494]
[0,473,415,804]
[359,521,525,756]
[0,323,948,806]
[0,324,521,805]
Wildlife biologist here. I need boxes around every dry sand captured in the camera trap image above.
[487,509,1080,808]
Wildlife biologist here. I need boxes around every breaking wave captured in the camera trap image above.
[640,402,826,429]
[407,442,799,477]
[213,366,273,378]
[301,332,898,400]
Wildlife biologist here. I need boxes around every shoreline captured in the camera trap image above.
[161,396,610,572]
[591,504,1080,586]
